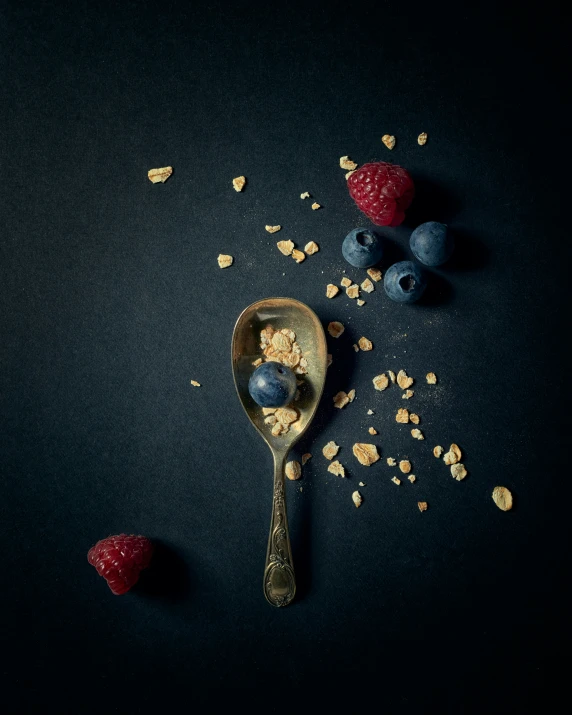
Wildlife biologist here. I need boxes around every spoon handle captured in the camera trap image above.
[263,453,296,607]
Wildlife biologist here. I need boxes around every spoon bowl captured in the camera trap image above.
[232,297,327,606]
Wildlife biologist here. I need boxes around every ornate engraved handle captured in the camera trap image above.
[263,454,296,607]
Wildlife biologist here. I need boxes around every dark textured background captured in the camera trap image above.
[1,0,567,710]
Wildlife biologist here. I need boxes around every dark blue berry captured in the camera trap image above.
[384,261,427,303]
[248,361,297,408]
[409,222,454,266]
[342,228,383,268]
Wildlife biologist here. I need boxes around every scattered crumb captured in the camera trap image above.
[346,284,360,299]
[368,427,377,435]
[262,407,277,415]
[426,372,437,384]
[328,460,345,477]
[345,170,357,180]
[285,461,302,481]
[391,476,401,485]
[352,490,363,507]
[402,389,414,399]
[217,253,234,268]
[399,460,412,474]
[443,445,461,465]
[277,240,294,256]
[358,337,373,351]
[292,249,306,263]
[327,321,345,338]
[492,486,513,511]
[341,277,352,288]
[418,501,428,512]
[305,241,319,255]
[326,284,339,299]
[348,389,356,402]
[386,457,396,466]
[353,344,359,352]
[373,374,389,391]
[396,408,409,424]
[264,415,277,425]
[367,409,374,415]
[367,268,383,282]
[361,278,374,293]
[411,428,424,440]
[276,407,298,425]
[358,481,366,487]
[352,443,380,466]
[397,370,414,389]
[252,358,263,367]
[418,132,428,146]
[333,391,350,409]
[266,225,282,234]
[433,446,444,458]
[388,370,396,383]
[232,176,246,192]
[190,380,201,387]
[382,134,396,150]
[340,156,358,170]
[408,475,416,483]
[271,422,284,436]
[409,413,420,424]
[356,299,365,306]
[451,463,468,481]
[148,166,173,183]
[327,354,333,367]
[311,202,321,210]
[301,453,312,465]
[300,191,311,199]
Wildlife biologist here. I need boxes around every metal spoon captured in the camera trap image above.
[232,298,327,607]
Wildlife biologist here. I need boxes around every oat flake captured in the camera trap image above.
[352,443,380,466]
[492,486,513,511]
[326,284,339,299]
[327,321,345,338]
[328,460,345,477]
[373,374,389,391]
[352,491,363,508]
[232,176,246,191]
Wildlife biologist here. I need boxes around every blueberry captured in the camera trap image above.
[384,261,427,303]
[342,228,383,268]
[248,361,297,408]
[409,221,454,266]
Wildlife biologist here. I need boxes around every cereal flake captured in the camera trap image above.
[304,241,319,255]
[285,461,302,480]
[327,321,345,338]
[300,191,311,199]
[451,463,468,481]
[277,240,294,256]
[311,202,321,210]
[426,372,437,384]
[328,460,345,477]
[301,453,312,465]
[326,284,339,299]
[367,268,382,282]
[292,249,306,263]
[148,166,173,183]
[388,370,396,383]
[361,278,374,293]
[409,413,420,424]
[382,134,396,150]
[333,391,350,409]
[346,284,359,299]
[266,225,282,234]
[433,446,443,458]
[358,337,373,352]
[190,380,201,387]
[418,501,428,512]
[368,427,377,435]
[399,460,411,474]
[356,299,365,306]
[391,476,401,485]
[348,389,356,402]
[352,443,380,466]
[386,457,396,466]
[372,374,389,391]
[397,370,414,389]
[402,389,414,399]
[411,428,424,440]
[492,486,513,511]
[345,170,357,180]
[232,176,246,192]
[352,490,363,508]
[396,408,409,424]
[340,277,352,288]
[418,133,428,146]
[340,156,358,170]
[217,253,234,268]
[408,475,417,483]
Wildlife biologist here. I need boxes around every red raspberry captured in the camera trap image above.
[87,534,153,595]
[347,162,415,227]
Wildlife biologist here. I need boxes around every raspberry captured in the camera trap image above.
[347,162,415,227]
[87,534,153,595]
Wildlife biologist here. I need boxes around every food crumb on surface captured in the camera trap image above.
[347,389,356,402]
[285,461,302,481]
[305,241,319,255]
[328,460,345,477]
[391,476,401,485]
[190,380,201,387]
[300,191,311,199]
[418,501,428,512]
[382,134,396,150]
[411,428,424,440]
[340,155,358,170]
[358,337,373,351]
[426,372,437,384]
[352,443,380,466]
[327,354,333,367]
[399,460,412,474]
[361,278,374,293]
[433,445,444,458]
[418,132,428,146]
[217,254,234,268]
[388,370,396,383]
[356,299,365,306]
[232,175,246,191]
[301,453,312,465]
[291,249,306,263]
[322,441,340,460]
[451,463,468,481]
[265,225,282,233]
[396,408,409,423]
[327,321,345,338]
[409,413,420,424]
[277,239,294,256]
[341,277,352,288]
[358,481,366,487]
[352,490,363,507]
[353,344,359,352]
[148,166,173,183]
[368,427,377,435]
[397,370,414,389]
[326,284,339,298]
[346,284,360,299]
[373,373,389,391]
[402,389,414,399]
[386,457,396,466]
[333,391,350,409]
[345,170,357,180]
[311,202,321,210]
[367,409,374,415]
[408,475,416,483]
[367,268,382,282]
[492,486,513,511]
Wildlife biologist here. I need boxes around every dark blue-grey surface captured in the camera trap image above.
[0,0,567,710]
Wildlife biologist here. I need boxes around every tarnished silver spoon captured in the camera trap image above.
[231,298,327,607]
